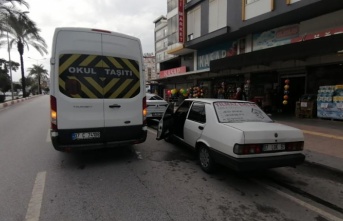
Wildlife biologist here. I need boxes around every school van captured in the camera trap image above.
[50,27,147,151]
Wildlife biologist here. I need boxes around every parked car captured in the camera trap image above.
[157,99,305,173]
[146,93,168,119]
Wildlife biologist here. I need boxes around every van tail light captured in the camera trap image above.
[50,95,58,130]
[143,96,147,126]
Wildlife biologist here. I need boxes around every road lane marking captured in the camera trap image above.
[25,171,47,221]
[303,130,343,141]
[253,180,343,221]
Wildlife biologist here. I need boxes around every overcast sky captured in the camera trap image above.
[0,0,167,82]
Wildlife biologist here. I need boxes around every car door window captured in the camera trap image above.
[173,101,192,138]
[188,102,206,123]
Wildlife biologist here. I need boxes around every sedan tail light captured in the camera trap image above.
[285,141,304,151]
[234,141,304,155]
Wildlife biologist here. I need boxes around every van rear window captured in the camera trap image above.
[58,54,140,99]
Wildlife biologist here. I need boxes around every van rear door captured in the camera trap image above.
[54,30,105,145]
[101,34,144,142]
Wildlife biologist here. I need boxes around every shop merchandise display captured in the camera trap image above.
[317,85,343,120]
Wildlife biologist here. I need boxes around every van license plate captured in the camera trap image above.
[72,132,101,140]
[263,144,285,152]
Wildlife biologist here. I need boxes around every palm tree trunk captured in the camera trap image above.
[38,74,41,94]
[18,41,26,97]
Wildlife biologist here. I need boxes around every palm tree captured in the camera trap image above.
[27,64,48,94]
[5,13,47,97]
[0,0,29,33]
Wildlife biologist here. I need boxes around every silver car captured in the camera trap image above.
[146,93,168,119]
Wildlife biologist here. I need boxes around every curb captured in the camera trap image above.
[303,160,343,176]
[0,95,40,110]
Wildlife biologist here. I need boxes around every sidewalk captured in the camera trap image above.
[0,95,39,110]
[271,113,343,174]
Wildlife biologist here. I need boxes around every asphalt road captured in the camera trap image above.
[0,95,342,221]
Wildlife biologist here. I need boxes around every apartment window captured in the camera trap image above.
[168,0,177,12]
[156,40,164,51]
[209,0,227,33]
[156,28,167,41]
[148,68,152,80]
[168,15,178,45]
[187,6,201,40]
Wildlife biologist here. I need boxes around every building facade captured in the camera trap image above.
[143,53,156,83]
[155,0,343,115]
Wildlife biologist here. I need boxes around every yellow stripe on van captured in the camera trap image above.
[79,55,96,66]
[95,60,109,68]
[109,79,133,98]
[85,77,103,94]
[68,77,97,98]
[123,81,140,98]
[71,94,81,98]
[107,57,123,69]
[59,54,81,74]
[104,78,120,94]
[59,79,65,90]
[122,58,139,78]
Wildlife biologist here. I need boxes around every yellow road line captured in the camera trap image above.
[303,130,343,141]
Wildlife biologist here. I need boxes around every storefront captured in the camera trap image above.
[210,25,343,116]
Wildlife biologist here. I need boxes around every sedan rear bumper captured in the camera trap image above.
[211,150,305,171]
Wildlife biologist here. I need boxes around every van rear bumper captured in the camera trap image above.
[51,127,147,152]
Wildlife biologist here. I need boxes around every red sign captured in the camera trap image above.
[291,27,343,43]
[178,0,184,43]
[159,66,187,79]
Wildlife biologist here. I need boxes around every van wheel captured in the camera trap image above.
[198,145,215,173]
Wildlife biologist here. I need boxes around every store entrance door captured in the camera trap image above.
[280,76,306,115]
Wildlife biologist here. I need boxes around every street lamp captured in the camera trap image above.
[27,57,47,95]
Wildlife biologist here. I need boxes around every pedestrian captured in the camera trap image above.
[235,87,243,100]
[217,87,225,99]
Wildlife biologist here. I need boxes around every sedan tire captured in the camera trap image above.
[198,145,215,173]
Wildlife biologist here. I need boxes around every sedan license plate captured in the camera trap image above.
[263,143,285,152]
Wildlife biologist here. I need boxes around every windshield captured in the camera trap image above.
[213,101,272,123]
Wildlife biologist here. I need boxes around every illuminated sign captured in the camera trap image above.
[178,0,184,43]
[159,66,187,78]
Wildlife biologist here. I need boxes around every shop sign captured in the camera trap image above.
[197,41,237,70]
[178,0,184,43]
[253,24,299,51]
[159,66,187,79]
[291,27,343,43]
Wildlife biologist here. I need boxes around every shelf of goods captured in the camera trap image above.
[317,85,343,120]
[295,101,316,118]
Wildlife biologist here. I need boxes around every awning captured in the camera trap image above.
[210,33,343,72]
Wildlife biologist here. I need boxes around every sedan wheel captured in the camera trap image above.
[198,145,215,173]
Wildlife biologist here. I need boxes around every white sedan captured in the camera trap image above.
[146,93,168,119]
[157,99,305,173]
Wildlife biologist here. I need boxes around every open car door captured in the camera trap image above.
[156,103,174,140]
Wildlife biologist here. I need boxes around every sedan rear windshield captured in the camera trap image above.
[213,101,272,123]
[147,94,164,100]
